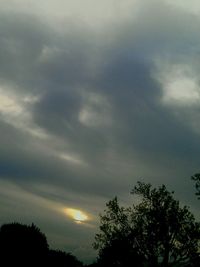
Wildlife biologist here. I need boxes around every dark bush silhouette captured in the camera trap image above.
[0,222,49,266]
[48,249,83,267]
[0,222,83,267]
[85,262,101,267]
[188,254,200,267]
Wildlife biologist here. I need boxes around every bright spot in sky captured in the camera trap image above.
[65,208,89,223]
[154,63,200,106]
[163,76,199,104]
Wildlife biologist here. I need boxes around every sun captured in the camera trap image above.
[65,208,88,223]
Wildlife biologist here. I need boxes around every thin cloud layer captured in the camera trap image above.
[0,0,200,262]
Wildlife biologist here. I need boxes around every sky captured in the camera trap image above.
[0,0,200,263]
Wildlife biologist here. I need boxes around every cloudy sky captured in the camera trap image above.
[0,0,200,262]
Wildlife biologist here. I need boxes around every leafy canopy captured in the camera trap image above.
[94,182,200,267]
[191,173,200,199]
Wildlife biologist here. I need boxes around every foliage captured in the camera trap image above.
[48,249,83,267]
[191,173,200,199]
[0,222,82,267]
[0,222,49,266]
[94,182,200,267]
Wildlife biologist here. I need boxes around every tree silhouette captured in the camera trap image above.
[0,222,83,267]
[191,173,200,200]
[48,249,83,267]
[0,222,49,266]
[94,182,200,267]
[97,236,144,267]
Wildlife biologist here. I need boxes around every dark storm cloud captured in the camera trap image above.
[0,5,198,189]
[0,12,93,96]
[0,14,50,89]
[0,0,199,200]
[0,118,115,198]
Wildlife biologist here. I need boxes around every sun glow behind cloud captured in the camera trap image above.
[64,208,89,223]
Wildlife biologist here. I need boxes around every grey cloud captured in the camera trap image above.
[0,14,50,88]
[0,119,124,199]
[0,0,199,199]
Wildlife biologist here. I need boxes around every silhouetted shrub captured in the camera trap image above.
[0,222,83,266]
[48,249,83,267]
[0,222,49,266]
